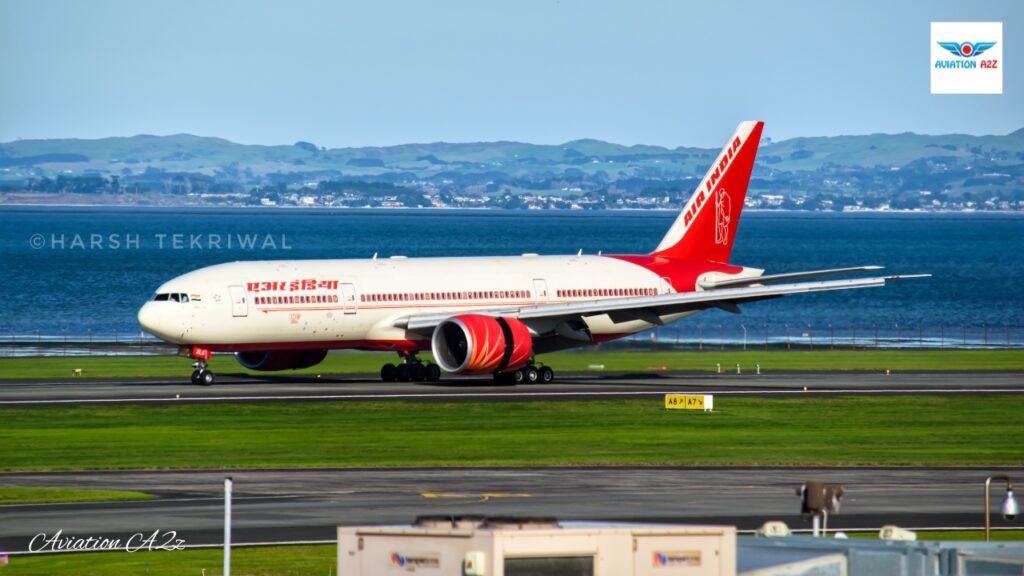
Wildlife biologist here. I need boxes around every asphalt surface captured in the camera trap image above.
[2,371,1024,405]
[2,467,1020,553]
[2,372,1022,554]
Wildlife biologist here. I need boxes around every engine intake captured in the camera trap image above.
[235,349,328,371]
[431,314,532,375]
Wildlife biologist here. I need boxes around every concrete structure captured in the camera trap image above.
[338,517,736,576]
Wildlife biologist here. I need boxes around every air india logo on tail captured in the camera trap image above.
[681,136,742,228]
[715,188,730,245]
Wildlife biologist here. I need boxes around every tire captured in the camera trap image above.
[538,366,554,384]
[524,366,539,384]
[395,363,411,382]
[380,364,397,382]
[512,369,526,384]
[200,370,215,386]
[411,363,426,382]
[425,364,442,382]
[191,370,201,386]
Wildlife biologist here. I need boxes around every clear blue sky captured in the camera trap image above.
[1,0,1020,148]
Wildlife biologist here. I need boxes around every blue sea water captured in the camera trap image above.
[1,206,1022,347]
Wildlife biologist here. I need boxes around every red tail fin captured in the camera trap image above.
[651,121,764,263]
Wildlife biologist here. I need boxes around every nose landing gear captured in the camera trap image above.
[380,351,441,383]
[190,358,215,386]
[184,346,215,386]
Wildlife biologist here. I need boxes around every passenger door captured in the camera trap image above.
[533,278,549,302]
[228,285,248,317]
[340,283,358,315]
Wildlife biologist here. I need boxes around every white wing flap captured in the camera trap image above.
[701,265,883,289]
[396,274,928,332]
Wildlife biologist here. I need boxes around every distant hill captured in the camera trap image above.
[3,130,1023,178]
[1,129,1022,211]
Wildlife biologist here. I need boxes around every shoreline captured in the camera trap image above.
[1,202,1022,217]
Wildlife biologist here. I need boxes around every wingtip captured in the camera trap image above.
[886,274,931,280]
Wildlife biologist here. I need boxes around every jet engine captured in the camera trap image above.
[235,349,328,371]
[431,314,532,375]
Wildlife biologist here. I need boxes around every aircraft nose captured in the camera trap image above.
[137,302,164,336]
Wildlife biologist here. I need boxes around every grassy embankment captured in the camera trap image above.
[0,349,1022,379]
[0,545,334,576]
[1,395,1022,471]
[0,487,152,505]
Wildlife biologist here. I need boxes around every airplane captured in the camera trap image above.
[137,121,926,385]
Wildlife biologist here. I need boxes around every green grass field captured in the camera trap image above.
[1,349,1022,379]
[0,487,153,505]
[0,545,334,576]
[1,395,1021,471]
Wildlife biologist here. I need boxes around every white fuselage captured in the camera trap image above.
[138,254,752,353]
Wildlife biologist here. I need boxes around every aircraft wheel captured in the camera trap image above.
[538,366,554,384]
[425,364,442,382]
[411,363,426,382]
[524,366,540,384]
[395,363,412,382]
[199,370,215,386]
[381,363,397,382]
[191,370,201,386]
[512,369,526,384]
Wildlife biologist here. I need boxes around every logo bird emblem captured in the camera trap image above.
[714,188,731,245]
[937,41,996,58]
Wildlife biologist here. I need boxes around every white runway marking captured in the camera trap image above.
[1,387,1022,405]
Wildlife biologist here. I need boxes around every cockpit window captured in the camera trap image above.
[154,293,190,302]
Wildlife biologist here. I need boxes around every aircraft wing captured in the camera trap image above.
[395,272,929,333]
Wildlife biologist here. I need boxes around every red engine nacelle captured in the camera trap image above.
[431,314,532,375]
[235,349,328,371]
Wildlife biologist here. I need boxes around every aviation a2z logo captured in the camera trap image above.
[936,41,996,59]
[930,22,1002,94]
[935,41,998,69]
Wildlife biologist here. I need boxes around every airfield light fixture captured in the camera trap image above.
[1002,489,1019,520]
[984,475,1018,541]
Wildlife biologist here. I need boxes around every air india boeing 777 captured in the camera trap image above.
[138,121,925,385]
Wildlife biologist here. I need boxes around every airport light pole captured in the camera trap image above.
[984,475,1019,542]
[224,475,232,573]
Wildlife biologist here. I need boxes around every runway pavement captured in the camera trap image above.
[2,372,1022,554]
[1,467,1020,553]
[1,371,1023,405]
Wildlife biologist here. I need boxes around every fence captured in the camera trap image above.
[0,331,174,357]
[2,323,1023,357]
[596,322,1024,352]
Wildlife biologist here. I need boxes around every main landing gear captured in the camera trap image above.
[380,352,441,382]
[190,358,215,386]
[494,363,554,385]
